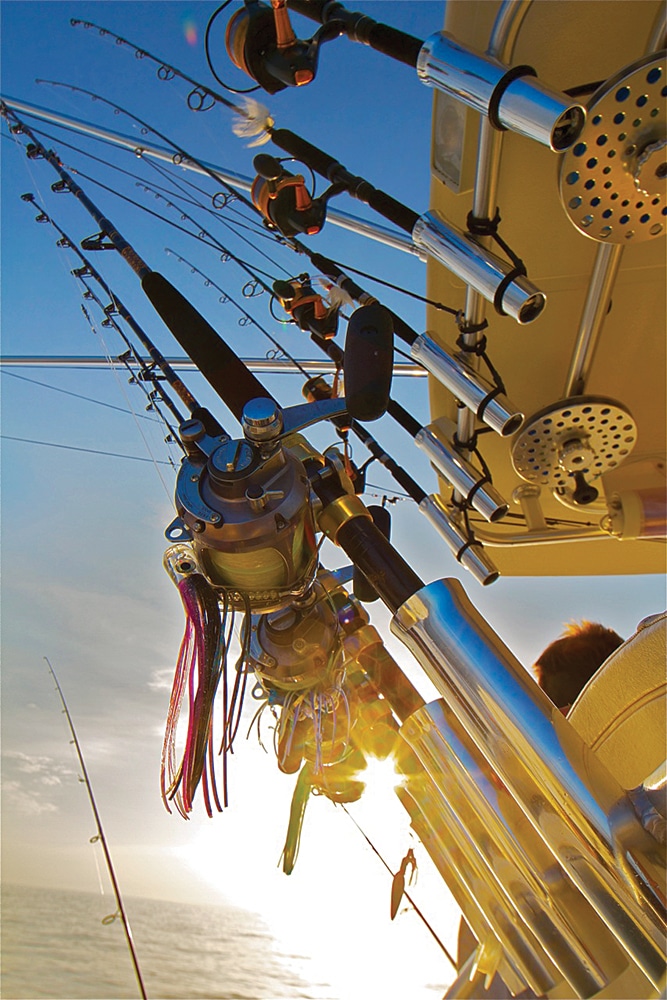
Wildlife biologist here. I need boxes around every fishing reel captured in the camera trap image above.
[249,572,399,773]
[225,0,336,94]
[273,273,339,339]
[251,153,329,236]
[164,394,351,613]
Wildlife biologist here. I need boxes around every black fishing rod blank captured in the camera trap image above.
[19,193,198,425]
[2,102,273,424]
[229,0,585,152]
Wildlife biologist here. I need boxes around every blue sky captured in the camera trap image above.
[1,2,665,997]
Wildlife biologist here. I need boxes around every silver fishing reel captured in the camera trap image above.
[164,395,348,613]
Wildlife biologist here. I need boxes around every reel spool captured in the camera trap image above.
[252,153,326,236]
[273,275,338,339]
[559,51,666,243]
[225,0,317,94]
[511,396,637,506]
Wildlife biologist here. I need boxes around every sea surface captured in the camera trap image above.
[1,884,334,1000]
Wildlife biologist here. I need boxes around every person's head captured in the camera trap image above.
[534,621,624,710]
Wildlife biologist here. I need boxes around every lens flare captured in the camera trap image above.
[183,18,197,46]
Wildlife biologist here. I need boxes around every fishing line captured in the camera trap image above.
[164,248,310,377]
[339,802,457,971]
[75,283,186,437]
[135,175,284,284]
[2,435,173,465]
[84,309,181,496]
[138,155,293,274]
[0,370,162,423]
[70,15,257,109]
[44,656,148,1000]
[36,79,263,220]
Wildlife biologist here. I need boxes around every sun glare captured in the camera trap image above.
[172,742,457,999]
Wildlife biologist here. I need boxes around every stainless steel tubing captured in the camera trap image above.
[415,425,509,522]
[419,496,500,585]
[396,781,553,996]
[416,32,585,151]
[563,243,624,397]
[456,0,533,451]
[391,578,667,988]
[401,701,618,996]
[410,333,524,435]
[413,212,545,324]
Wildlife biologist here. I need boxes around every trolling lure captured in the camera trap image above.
[160,566,228,817]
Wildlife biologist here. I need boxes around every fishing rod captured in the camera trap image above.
[44,656,148,1000]
[224,0,586,152]
[19,193,190,434]
[69,17,260,120]
[7,97,504,582]
[1,100,272,424]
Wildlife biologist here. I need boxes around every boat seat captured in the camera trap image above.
[567,612,667,790]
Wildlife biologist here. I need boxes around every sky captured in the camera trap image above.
[1,2,665,999]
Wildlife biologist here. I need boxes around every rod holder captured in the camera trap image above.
[413,212,545,325]
[410,333,524,437]
[416,425,509,522]
[417,32,585,151]
[419,495,499,586]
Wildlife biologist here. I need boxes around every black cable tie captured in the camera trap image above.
[477,384,505,420]
[456,332,488,355]
[487,64,537,132]
[466,209,501,237]
[453,432,478,453]
[493,266,527,316]
[467,475,492,505]
[456,537,483,562]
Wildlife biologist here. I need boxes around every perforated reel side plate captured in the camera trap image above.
[559,52,666,243]
[511,396,637,488]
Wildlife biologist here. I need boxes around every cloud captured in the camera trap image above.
[4,750,75,779]
[2,779,59,816]
[148,667,176,692]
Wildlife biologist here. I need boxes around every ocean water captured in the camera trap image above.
[1,884,333,1000]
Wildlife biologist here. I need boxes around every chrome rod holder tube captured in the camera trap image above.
[397,774,557,996]
[416,425,509,522]
[413,212,545,325]
[419,496,500,586]
[417,32,585,151]
[410,333,524,436]
[400,700,619,996]
[391,578,667,988]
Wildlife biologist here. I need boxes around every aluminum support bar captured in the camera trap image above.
[1,96,419,256]
[455,0,533,452]
[563,242,624,397]
[391,578,666,987]
[0,355,427,377]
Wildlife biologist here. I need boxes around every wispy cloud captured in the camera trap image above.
[2,779,59,816]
